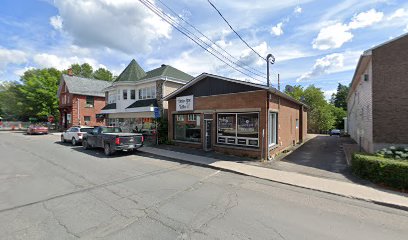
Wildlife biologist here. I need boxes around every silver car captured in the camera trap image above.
[61,126,94,145]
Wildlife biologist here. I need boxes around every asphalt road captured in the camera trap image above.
[0,132,407,240]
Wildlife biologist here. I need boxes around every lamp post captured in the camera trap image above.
[266,54,275,88]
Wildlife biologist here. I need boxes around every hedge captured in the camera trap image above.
[351,153,408,190]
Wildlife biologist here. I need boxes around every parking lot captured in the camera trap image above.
[0,132,407,239]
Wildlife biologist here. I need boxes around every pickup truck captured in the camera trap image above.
[82,126,143,156]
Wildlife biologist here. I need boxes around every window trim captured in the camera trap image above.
[216,112,260,148]
[123,89,128,100]
[85,96,94,108]
[268,112,278,147]
[173,113,201,143]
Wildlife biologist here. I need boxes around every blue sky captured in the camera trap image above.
[1,0,408,99]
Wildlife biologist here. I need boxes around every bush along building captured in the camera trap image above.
[164,73,308,159]
[347,33,408,153]
[101,59,193,133]
[57,71,111,129]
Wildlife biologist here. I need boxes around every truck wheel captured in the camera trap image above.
[72,138,77,146]
[83,140,90,150]
[61,135,65,143]
[104,143,112,156]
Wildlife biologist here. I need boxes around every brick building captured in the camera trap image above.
[347,33,408,153]
[164,73,307,159]
[57,74,111,129]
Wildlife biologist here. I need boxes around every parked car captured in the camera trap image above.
[27,125,48,135]
[61,126,94,145]
[330,129,341,136]
[82,126,144,156]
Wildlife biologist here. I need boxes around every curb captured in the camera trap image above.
[139,149,408,212]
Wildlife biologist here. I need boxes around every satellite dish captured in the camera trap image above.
[285,85,294,93]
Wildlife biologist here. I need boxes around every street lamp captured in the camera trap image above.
[266,53,275,88]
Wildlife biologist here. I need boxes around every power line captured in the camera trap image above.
[139,0,266,84]
[155,0,267,78]
[143,0,266,82]
[207,0,267,61]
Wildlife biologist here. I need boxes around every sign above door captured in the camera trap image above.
[176,95,194,111]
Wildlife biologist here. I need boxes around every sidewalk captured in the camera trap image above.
[139,146,408,211]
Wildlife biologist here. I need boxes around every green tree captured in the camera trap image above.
[93,67,113,81]
[19,68,61,120]
[68,63,93,78]
[330,83,349,110]
[0,82,32,120]
[285,84,336,133]
[329,104,347,129]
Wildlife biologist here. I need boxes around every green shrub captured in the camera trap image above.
[352,153,408,190]
[375,146,408,160]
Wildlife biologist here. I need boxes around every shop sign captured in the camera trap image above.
[176,95,194,111]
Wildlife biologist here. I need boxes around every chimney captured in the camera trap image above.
[67,68,73,76]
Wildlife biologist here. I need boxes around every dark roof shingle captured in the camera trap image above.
[101,103,116,110]
[126,99,158,109]
[62,75,111,97]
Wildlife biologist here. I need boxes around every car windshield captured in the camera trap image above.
[101,127,122,133]
[80,128,94,133]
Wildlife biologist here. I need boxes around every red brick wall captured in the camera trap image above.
[71,95,106,127]
[168,90,306,159]
[268,95,305,158]
[168,90,267,158]
[372,35,408,144]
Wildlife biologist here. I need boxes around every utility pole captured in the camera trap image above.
[266,54,275,87]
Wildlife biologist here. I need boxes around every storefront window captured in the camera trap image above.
[237,113,259,138]
[217,112,259,147]
[174,114,201,142]
[217,114,236,137]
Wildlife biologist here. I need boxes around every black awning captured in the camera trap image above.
[101,103,116,110]
[126,99,158,109]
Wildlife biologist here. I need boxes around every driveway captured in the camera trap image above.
[267,135,362,183]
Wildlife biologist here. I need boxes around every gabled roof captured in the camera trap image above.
[126,99,158,109]
[58,74,111,97]
[114,59,147,82]
[142,64,193,82]
[163,73,306,107]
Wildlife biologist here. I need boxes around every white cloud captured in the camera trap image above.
[388,8,408,20]
[0,48,27,72]
[324,89,337,100]
[52,0,172,54]
[312,23,353,50]
[271,22,284,36]
[405,25,408,32]
[33,53,104,71]
[270,5,302,37]
[313,9,384,50]
[49,15,63,30]
[14,66,35,76]
[348,9,383,29]
[296,51,361,82]
[239,41,268,66]
[294,6,302,14]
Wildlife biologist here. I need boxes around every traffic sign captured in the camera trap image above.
[154,107,161,119]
